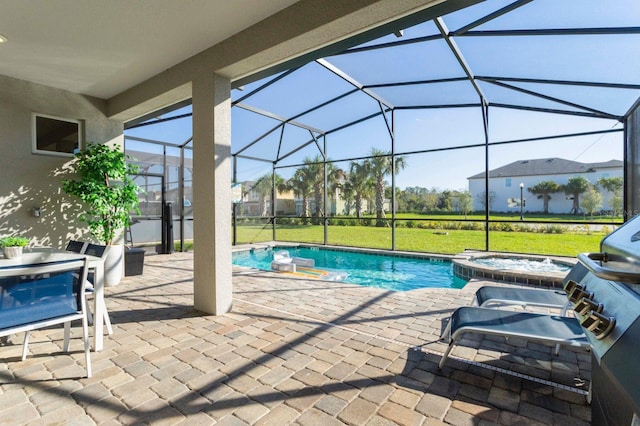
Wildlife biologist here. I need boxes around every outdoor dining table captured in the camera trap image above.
[0,249,108,351]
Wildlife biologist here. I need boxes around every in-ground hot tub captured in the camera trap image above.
[452,251,576,288]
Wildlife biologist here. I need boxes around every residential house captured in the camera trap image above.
[468,157,623,214]
[240,180,297,217]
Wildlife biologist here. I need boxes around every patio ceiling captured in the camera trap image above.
[0,0,476,122]
[0,0,300,99]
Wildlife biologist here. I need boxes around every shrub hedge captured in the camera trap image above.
[234,217,581,234]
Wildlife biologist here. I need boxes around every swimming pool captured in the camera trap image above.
[232,246,468,291]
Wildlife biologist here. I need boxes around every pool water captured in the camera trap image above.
[232,247,468,291]
[470,257,571,273]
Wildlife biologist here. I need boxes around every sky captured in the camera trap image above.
[125,0,638,192]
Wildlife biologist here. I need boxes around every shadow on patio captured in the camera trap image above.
[0,252,591,425]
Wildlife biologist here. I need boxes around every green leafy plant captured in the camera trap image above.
[0,236,30,247]
[62,143,141,245]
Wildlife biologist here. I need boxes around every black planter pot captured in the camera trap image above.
[125,248,145,276]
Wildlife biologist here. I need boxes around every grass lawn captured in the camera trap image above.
[234,224,606,257]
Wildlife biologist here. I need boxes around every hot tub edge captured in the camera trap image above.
[452,250,576,288]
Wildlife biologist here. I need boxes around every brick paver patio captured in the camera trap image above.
[0,251,591,425]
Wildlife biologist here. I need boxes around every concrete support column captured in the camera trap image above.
[192,73,232,314]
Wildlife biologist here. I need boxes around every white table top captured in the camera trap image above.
[0,250,90,268]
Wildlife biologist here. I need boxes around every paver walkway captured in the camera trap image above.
[0,252,591,425]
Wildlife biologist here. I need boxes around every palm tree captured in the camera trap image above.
[288,167,314,218]
[528,180,560,214]
[294,155,344,221]
[320,161,344,217]
[303,157,324,219]
[343,161,373,219]
[295,156,326,220]
[251,172,286,216]
[366,149,407,226]
[327,166,346,214]
[561,176,591,215]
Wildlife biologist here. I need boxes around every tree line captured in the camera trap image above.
[246,149,474,223]
[246,148,406,226]
[245,153,623,222]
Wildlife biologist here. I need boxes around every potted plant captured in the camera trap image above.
[0,236,30,259]
[62,143,141,285]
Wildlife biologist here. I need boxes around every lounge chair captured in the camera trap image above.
[470,263,588,315]
[473,286,570,315]
[438,306,590,369]
[441,282,574,341]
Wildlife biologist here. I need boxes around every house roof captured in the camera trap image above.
[468,157,623,180]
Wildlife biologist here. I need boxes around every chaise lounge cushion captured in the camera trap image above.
[439,306,589,369]
[474,286,568,310]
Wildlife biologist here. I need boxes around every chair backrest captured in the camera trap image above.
[65,240,87,254]
[0,258,88,332]
[84,243,108,258]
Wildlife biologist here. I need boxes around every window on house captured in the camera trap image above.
[32,113,81,157]
[505,178,512,187]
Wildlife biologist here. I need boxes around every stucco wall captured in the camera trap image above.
[0,75,123,249]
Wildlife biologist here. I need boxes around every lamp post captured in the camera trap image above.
[519,182,524,221]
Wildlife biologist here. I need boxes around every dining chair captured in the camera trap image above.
[65,239,88,254]
[0,258,92,377]
[82,243,113,335]
[84,243,107,258]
